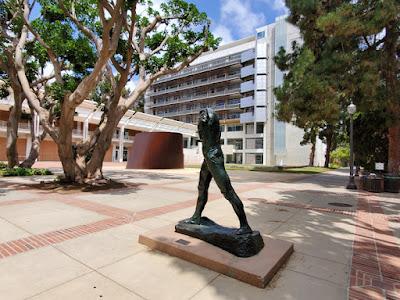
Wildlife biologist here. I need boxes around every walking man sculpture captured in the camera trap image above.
[186,108,253,235]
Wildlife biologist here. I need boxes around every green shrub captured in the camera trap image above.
[0,167,52,177]
[330,146,350,167]
[0,162,7,169]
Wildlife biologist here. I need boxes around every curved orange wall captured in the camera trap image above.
[126,132,184,169]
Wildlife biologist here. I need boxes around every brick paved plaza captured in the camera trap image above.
[0,164,399,299]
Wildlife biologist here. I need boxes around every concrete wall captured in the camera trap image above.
[183,147,203,166]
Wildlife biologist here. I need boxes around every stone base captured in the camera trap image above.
[175,217,264,257]
[138,225,294,288]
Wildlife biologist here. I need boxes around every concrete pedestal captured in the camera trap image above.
[138,225,294,288]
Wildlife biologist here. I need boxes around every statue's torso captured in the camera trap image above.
[198,116,223,163]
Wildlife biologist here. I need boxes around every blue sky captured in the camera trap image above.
[31,0,287,45]
[188,0,288,44]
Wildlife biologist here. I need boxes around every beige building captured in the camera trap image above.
[145,17,325,166]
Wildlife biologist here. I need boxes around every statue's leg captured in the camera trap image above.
[208,159,252,234]
[187,160,212,224]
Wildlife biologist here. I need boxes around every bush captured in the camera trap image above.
[0,167,52,177]
[0,162,7,169]
[330,146,350,167]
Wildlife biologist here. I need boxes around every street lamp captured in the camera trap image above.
[346,102,357,189]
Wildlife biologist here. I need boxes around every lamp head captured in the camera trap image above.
[347,103,356,115]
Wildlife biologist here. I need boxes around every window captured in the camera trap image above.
[246,124,254,134]
[227,112,240,119]
[255,154,263,164]
[256,123,264,133]
[220,125,225,132]
[227,139,243,150]
[257,31,265,39]
[228,98,240,105]
[227,125,243,132]
[246,138,263,149]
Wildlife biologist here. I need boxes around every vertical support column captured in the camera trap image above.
[112,144,116,162]
[118,126,125,162]
[83,119,89,141]
[33,111,40,137]
[188,136,192,149]
[25,135,32,158]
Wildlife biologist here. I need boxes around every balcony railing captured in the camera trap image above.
[0,120,31,131]
[148,73,240,97]
[154,54,242,84]
[240,81,255,93]
[240,96,254,108]
[149,88,241,108]
[240,111,254,123]
[240,65,255,78]
[241,49,255,63]
[155,102,241,118]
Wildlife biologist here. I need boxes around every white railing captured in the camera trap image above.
[240,111,254,123]
[150,88,241,109]
[155,54,241,83]
[149,73,240,97]
[240,96,254,108]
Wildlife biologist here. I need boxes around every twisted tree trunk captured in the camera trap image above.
[6,84,23,168]
[19,103,46,168]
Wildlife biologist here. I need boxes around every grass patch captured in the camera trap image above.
[185,164,333,174]
[0,165,53,177]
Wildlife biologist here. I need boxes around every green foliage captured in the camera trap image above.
[278,0,399,170]
[353,110,388,171]
[0,167,53,176]
[330,145,349,167]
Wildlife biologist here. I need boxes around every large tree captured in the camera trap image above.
[11,0,218,183]
[274,41,347,167]
[0,0,51,167]
[317,0,400,174]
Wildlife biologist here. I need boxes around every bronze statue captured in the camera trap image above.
[185,108,252,234]
[175,109,264,257]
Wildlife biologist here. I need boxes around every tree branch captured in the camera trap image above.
[22,12,63,83]
[68,0,125,105]
[59,0,101,51]
[15,0,59,142]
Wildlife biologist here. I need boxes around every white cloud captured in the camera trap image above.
[219,0,266,37]
[125,78,138,93]
[258,0,288,14]
[213,24,234,45]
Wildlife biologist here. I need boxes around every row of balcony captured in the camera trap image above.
[239,107,267,123]
[148,73,241,97]
[148,87,241,108]
[155,53,242,84]
[154,102,241,118]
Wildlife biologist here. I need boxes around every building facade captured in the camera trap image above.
[145,17,323,166]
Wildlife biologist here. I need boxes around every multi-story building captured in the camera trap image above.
[145,16,325,166]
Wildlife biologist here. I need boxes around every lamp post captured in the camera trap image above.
[346,102,357,189]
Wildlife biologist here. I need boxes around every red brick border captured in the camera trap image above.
[348,196,400,300]
[0,218,129,259]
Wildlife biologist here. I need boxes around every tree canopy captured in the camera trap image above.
[275,0,399,173]
[2,0,219,182]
